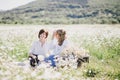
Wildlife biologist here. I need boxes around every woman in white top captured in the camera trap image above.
[45,29,69,67]
[29,29,49,67]
[50,29,69,55]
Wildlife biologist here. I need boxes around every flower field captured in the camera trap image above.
[0,25,120,80]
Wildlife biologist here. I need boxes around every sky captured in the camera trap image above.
[0,0,35,11]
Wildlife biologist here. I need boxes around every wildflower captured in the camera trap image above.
[89,70,91,73]
[15,75,23,80]
[38,55,44,61]
[31,71,37,77]
[0,46,6,50]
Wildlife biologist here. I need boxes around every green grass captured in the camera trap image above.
[0,25,120,80]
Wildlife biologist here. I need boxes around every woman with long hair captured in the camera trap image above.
[45,29,69,67]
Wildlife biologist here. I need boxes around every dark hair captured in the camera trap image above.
[56,29,66,46]
[38,29,48,38]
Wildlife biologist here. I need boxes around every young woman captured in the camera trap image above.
[29,29,49,67]
[45,29,69,67]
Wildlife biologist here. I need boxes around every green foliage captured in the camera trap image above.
[107,71,120,80]
[84,68,100,77]
[0,0,120,24]
[79,35,120,60]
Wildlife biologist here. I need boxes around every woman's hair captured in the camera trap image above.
[56,29,66,46]
[38,29,48,38]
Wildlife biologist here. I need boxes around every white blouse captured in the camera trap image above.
[29,40,49,57]
[49,38,70,55]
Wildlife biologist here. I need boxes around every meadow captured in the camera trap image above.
[0,25,120,80]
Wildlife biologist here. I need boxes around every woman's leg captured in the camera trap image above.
[49,55,56,67]
[44,55,56,67]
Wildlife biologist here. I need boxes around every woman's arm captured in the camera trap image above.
[48,30,57,50]
[52,30,57,40]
